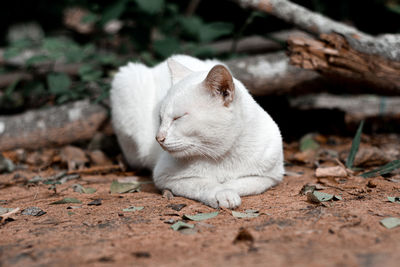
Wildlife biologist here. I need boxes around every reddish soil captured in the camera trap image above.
[1,136,400,267]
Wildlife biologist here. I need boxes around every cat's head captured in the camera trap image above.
[156,59,241,160]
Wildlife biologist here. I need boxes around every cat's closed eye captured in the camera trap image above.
[173,113,188,121]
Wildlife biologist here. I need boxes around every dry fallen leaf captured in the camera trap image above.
[380,217,400,229]
[291,150,317,164]
[315,166,347,178]
[110,180,140,194]
[162,189,174,200]
[122,206,144,212]
[353,147,394,167]
[60,146,88,171]
[167,204,186,211]
[299,183,326,195]
[307,191,342,203]
[0,154,15,173]
[72,184,96,194]
[87,150,112,166]
[88,199,102,206]
[21,207,46,216]
[387,196,400,204]
[63,7,95,34]
[171,221,194,231]
[50,198,82,205]
[183,212,219,221]
[232,210,260,218]
[234,228,254,244]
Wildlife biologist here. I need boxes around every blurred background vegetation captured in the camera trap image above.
[0,0,399,115]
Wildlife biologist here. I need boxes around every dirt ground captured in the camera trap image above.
[1,135,400,267]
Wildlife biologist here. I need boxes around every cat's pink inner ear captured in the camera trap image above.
[204,65,234,106]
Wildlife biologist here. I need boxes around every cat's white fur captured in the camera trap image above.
[111,55,284,208]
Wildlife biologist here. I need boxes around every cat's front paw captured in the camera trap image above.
[215,189,241,209]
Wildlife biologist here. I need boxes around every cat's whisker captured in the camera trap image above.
[186,142,220,162]
[200,146,220,162]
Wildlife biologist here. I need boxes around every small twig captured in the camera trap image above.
[33,186,39,200]
[162,189,174,200]
[335,158,355,176]
[185,0,201,16]
[67,165,122,175]
[0,207,20,223]
[316,179,346,192]
[231,11,258,53]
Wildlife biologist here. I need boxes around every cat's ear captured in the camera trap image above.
[204,65,234,106]
[167,59,193,85]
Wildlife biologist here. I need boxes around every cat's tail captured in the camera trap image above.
[111,62,169,170]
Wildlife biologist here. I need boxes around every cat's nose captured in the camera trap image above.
[156,134,166,143]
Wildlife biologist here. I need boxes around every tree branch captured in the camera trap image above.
[0,100,108,151]
[234,0,400,62]
[290,93,400,127]
[205,30,310,54]
[235,0,370,38]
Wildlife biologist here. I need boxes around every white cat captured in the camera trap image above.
[111,55,284,209]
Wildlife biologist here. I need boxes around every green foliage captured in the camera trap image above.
[100,0,128,25]
[153,37,180,58]
[385,0,400,14]
[0,0,238,110]
[42,37,95,63]
[4,39,34,59]
[199,22,234,43]
[79,65,103,82]
[299,134,319,152]
[346,120,364,169]
[2,35,116,107]
[47,73,71,95]
[4,79,20,100]
[179,17,234,43]
[134,0,165,14]
[25,55,51,67]
[360,160,400,178]
[81,13,99,24]
[0,79,22,110]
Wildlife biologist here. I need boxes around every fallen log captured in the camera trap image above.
[287,34,400,94]
[235,0,400,92]
[0,72,33,88]
[0,100,108,151]
[226,51,323,95]
[290,93,400,125]
[0,63,83,89]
